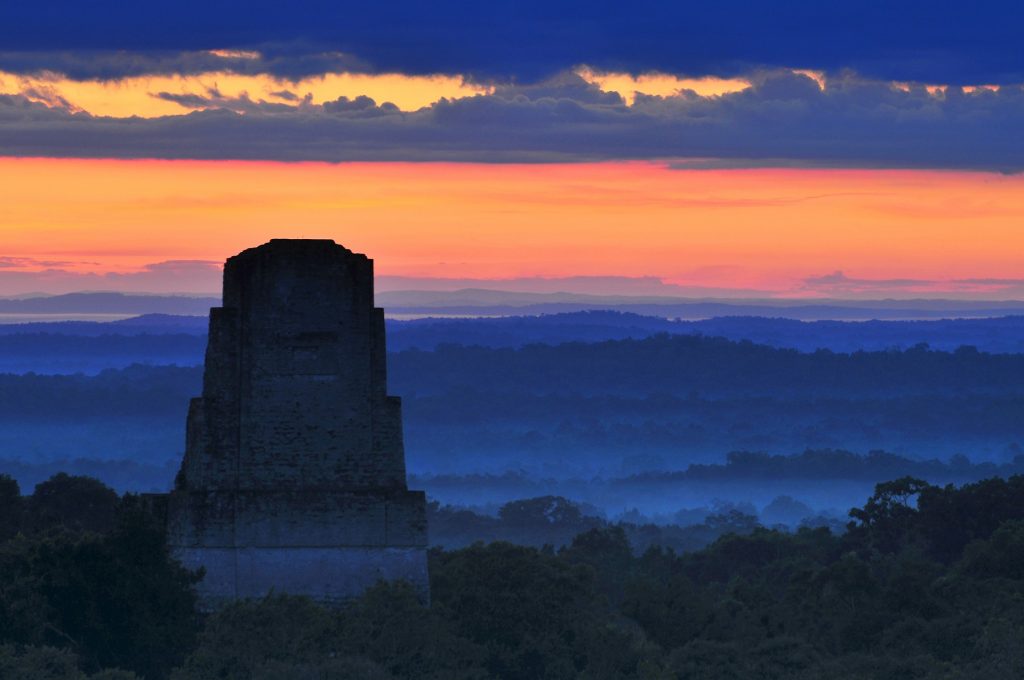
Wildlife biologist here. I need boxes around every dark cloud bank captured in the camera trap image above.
[0,47,372,81]
[0,0,1022,84]
[2,71,1024,171]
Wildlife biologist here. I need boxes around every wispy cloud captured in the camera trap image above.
[375,275,764,297]
[4,261,1024,301]
[802,271,1024,298]
[0,260,222,296]
[0,256,89,269]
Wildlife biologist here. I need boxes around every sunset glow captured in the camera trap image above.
[0,70,488,117]
[0,65,754,120]
[575,68,750,103]
[2,158,1022,296]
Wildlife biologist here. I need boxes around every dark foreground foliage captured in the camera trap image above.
[0,474,200,679]
[4,472,1024,678]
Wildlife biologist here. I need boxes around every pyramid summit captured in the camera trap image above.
[166,239,428,606]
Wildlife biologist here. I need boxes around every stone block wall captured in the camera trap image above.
[166,240,428,606]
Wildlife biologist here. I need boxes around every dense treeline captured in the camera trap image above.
[0,365,200,419]
[4,332,1024,402]
[403,391,1024,474]
[0,458,179,496]
[0,334,205,374]
[5,312,1024,375]
[5,362,1024,430]
[387,311,1024,354]
[5,472,1024,678]
[4,335,1024,481]
[390,335,1024,396]
[629,448,1024,484]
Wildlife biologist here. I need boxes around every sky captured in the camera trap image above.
[0,1,1021,299]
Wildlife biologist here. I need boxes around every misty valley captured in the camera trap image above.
[2,311,1023,530]
[4,308,1024,678]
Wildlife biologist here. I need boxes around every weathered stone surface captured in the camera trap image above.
[173,547,427,608]
[166,239,428,606]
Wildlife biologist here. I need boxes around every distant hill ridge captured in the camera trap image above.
[387,311,1024,353]
[5,291,1024,321]
[1,311,1024,375]
[0,313,209,336]
[0,292,218,316]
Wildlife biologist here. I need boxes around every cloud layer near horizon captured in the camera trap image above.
[2,70,1024,170]
[4,260,1024,301]
[0,261,223,296]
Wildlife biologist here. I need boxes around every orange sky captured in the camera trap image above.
[0,158,1022,295]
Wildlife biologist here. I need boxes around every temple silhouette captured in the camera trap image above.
[166,239,428,606]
